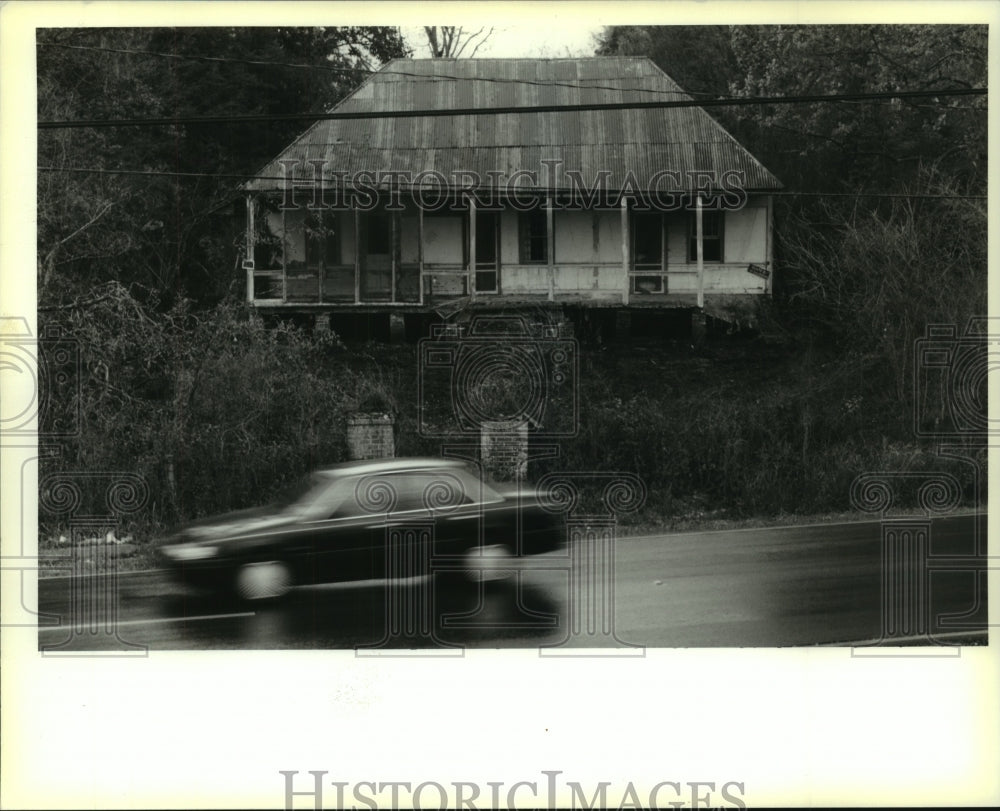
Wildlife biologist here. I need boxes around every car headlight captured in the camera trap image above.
[161,543,219,561]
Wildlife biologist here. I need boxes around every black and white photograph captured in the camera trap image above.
[1,1,997,808]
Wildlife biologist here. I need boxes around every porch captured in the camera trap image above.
[243,194,772,310]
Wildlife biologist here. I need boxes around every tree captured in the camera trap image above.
[727,25,987,192]
[423,26,493,58]
[595,26,740,99]
[777,167,986,399]
[595,25,987,194]
[37,26,409,306]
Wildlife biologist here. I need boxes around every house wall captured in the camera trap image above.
[663,199,769,294]
[664,202,767,266]
[553,209,623,263]
[499,208,624,296]
[252,195,771,302]
[421,213,464,265]
[725,205,767,264]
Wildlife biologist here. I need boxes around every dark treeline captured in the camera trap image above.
[37,26,987,535]
[38,27,409,304]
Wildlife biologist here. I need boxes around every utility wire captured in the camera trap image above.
[37,167,987,200]
[37,41,714,97]
[37,87,987,129]
[36,42,983,107]
[37,41,379,75]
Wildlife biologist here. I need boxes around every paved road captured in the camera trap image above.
[36,514,988,651]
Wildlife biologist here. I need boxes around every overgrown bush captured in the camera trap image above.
[38,288,984,540]
[40,287,358,535]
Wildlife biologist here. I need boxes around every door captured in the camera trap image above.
[474,211,500,294]
[360,211,392,301]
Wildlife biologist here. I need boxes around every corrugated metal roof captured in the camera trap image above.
[247,57,782,193]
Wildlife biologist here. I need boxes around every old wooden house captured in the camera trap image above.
[242,57,781,339]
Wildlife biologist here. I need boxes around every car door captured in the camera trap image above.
[425,468,500,559]
[300,475,392,584]
[370,471,440,580]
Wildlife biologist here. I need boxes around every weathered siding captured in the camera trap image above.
[250,195,772,304]
[555,266,625,293]
[553,209,622,264]
[665,265,767,294]
[499,209,521,266]
[725,205,767,264]
[502,265,549,295]
[421,213,464,265]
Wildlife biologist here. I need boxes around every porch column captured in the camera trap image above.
[546,194,555,302]
[317,210,324,305]
[418,204,425,305]
[469,194,477,299]
[353,206,361,304]
[620,196,630,306]
[281,207,288,302]
[245,194,254,303]
[765,193,774,295]
[696,194,705,309]
[390,210,398,303]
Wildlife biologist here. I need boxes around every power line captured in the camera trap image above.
[38,167,987,200]
[37,41,375,75]
[40,166,289,183]
[37,41,712,98]
[37,87,987,130]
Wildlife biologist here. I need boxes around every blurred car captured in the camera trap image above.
[157,457,565,601]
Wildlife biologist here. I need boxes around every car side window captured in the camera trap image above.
[328,473,431,517]
[411,471,473,512]
[376,471,473,513]
[453,468,503,504]
[321,470,476,518]
[312,479,357,519]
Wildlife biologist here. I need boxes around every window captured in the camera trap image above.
[688,210,724,262]
[305,211,340,267]
[349,472,472,514]
[518,209,548,264]
[632,212,663,270]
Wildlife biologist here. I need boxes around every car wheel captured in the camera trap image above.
[234,560,293,601]
[464,544,514,583]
